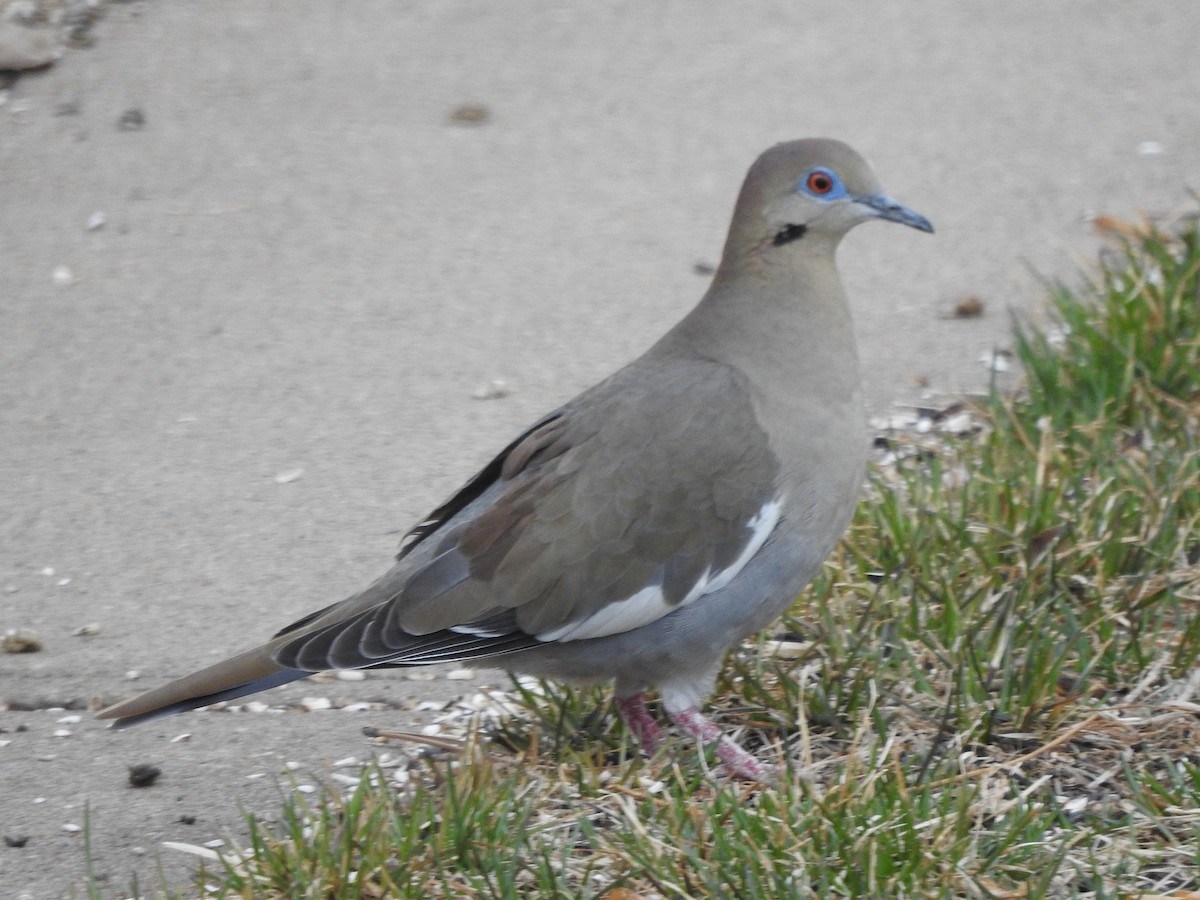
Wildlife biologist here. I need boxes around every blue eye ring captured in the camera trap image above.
[799,167,845,199]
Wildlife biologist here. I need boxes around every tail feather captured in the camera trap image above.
[96,646,309,729]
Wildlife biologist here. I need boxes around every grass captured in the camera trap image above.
[94,214,1200,898]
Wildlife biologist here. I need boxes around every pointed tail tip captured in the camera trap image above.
[95,667,311,729]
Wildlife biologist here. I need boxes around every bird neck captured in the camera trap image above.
[665,242,859,388]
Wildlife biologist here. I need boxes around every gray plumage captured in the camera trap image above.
[97,138,932,779]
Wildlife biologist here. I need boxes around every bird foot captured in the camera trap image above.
[616,692,665,755]
[668,707,775,783]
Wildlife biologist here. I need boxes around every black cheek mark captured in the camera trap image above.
[772,224,807,247]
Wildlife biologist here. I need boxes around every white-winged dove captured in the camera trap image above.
[97,139,932,780]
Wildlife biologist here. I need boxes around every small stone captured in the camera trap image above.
[953,296,984,318]
[471,379,511,400]
[86,211,106,231]
[273,468,304,484]
[62,823,82,833]
[298,696,331,712]
[124,670,140,680]
[169,733,191,743]
[296,784,316,794]
[40,567,54,577]
[2,629,42,653]
[445,668,476,681]
[72,622,101,636]
[3,835,29,848]
[51,265,74,286]
[334,669,365,681]
[52,729,71,738]
[56,578,71,586]
[202,839,225,849]
[448,102,490,125]
[56,714,81,724]
[116,107,145,131]
[128,764,161,788]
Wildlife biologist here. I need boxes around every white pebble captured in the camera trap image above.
[41,567,55,577]
[340,702,371,712]
[334,669,366,681]
[446,668,476,681]
[296,784,316,794]
[333,756,360,768]
[330,773,360,787]
[57,714,81,724]
[420,724,442,736]
[52,729,72,738]
[170,733,192,743]
[56,578,71,586]
[51,265,74,286]
[284,761,301,771]
[125,670,141,680]
[273,468,304,484]
[203,839,225,849]
[403,671,436,681]
[63,823,83,833]
[86,211,106,231]
[299,696,332,711]
[0,740,10,748]
[244,701,270,713]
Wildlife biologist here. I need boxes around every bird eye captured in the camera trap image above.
[805,169,836,195]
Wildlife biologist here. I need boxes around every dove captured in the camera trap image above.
[98,138,932,780]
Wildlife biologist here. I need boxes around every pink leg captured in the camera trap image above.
[668,707,774,782]
[616,693,665,755]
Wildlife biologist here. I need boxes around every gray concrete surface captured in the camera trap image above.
[2,2,1198,896]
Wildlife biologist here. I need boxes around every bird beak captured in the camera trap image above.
[858,193,934,234]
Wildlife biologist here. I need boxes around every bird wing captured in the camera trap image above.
[274,358,782,670]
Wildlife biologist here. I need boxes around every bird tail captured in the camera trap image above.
[95,647,308,729]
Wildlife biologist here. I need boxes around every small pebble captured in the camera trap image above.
[298,696,331,712]
[56,577,71,586]
[56,714,81,724]
[128,764,161,788]
[296,784,316,794]
[86,211,105,231]
[52,729,71,738]
[62,823,82,833]
[244,701,270,713]
[448,102,490,125]
[334,669,365,681]
[471,379,510,400]
[3,628,43,653]
[446,668,476,681]
[202,839,225,849]
[169,733,191,743]
[284,761,300,771]
[72,623,101,637]
[125,670,140,680]
[40,567,55,577]
[274,468,304,484]
[3,835,29,848]
[953,296,984,318]
[51,265,74,286]
[116,107,144,131]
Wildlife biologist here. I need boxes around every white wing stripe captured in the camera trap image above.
[537,497,783,643]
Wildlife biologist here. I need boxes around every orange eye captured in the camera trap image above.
[806,171,834,195]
